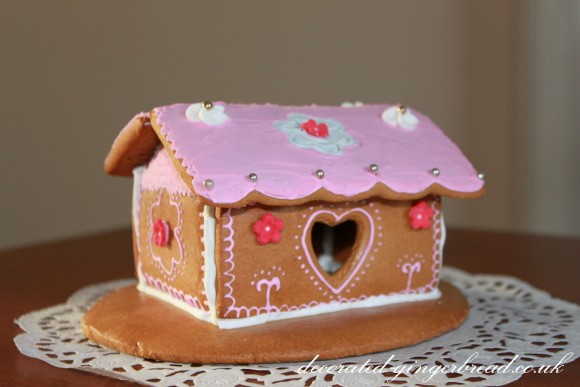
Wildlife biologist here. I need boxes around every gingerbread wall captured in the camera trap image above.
[137,188,209,312]
[215,196,443,319]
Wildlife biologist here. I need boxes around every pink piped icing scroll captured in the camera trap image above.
[152,103,484,205]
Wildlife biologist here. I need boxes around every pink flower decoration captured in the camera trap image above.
[253,213,284,245]
[301,119,329,138]
[152,219,170,246]
[409,201,435,230]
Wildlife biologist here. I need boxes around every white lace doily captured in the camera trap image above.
[14,267,580,386]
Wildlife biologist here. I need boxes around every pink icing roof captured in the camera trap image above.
[152,103,484,205]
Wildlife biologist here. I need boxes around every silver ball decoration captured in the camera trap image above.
[369,163,379,173]
[315,169,325,179]
[430,168,441,177]
[248,173,258,182]
[477,172,485,180]
[203,179,214,189]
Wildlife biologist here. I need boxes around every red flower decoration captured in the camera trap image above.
[409,201,435,230]
[253,213,284,245]
[153,219,170,246]
[301,119,329,138]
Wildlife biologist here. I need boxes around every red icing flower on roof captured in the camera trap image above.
[409,201,435,230]
[301,119,329,138]
[253,213,284,245]
[153,219,170,246]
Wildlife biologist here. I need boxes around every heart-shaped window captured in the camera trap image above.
[311,220,357,275]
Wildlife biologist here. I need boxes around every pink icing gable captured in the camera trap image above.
[152,103,484,205]
[141,148,192,195]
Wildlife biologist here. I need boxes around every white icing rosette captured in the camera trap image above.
[381,105,419,130]
[341,101,364,107]
[185,102,229,126]
[274,113,357,156]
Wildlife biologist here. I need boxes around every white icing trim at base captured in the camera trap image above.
[202,206,218,323]
[141,285,440,329]
[217,289,441,329]
[138,282,212,322]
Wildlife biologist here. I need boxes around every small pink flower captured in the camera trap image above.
[152,219,170,246]
[253,213,284,245]
[301,119,329,138]
[409,201,434,230]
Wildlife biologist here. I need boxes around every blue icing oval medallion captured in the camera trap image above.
[274,113,357,156]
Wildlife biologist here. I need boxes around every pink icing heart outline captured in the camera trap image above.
[301,208,375,295]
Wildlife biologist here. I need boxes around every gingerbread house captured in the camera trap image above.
[101,102,484,332]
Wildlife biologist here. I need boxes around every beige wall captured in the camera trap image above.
[1,1,577,250]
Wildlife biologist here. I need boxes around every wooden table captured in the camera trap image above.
[1,228,578,386]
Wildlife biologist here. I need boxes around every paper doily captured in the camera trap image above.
[14,267,580,386]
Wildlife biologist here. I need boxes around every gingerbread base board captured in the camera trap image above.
[82,282,468,364]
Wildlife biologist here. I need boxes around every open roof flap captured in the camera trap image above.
[104,113,161,176]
